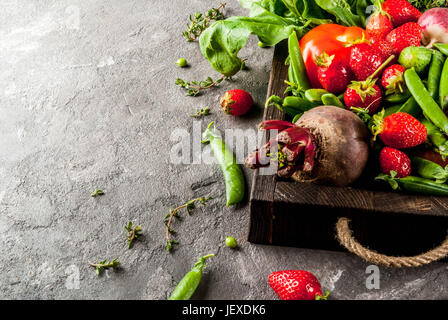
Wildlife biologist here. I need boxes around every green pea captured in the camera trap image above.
[176,58,188,67]
[225,237,238,248]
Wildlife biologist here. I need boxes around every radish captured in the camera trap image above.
[245,106,370,186]
[418,8,448,47]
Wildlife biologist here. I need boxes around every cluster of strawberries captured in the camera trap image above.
[314,0,422,115]
[314,0,427,180]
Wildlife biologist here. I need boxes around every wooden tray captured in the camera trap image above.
[248,40,448,258]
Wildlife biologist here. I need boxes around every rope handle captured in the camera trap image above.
[336,217,448,268]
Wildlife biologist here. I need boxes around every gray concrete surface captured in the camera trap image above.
[1,0,448,300]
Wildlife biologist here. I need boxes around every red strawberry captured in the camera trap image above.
[374,112,427,148]
[370,37,398,65]
[366,3,393,39]
[386,22,422,54]
[382,0,422,27]
[344,79,382,114]
[220,89,253,116]
[349,43,383,81]
[379,147,411,178]
[268,270,329,300]
[381,64,406,95]
[314,52,353,94]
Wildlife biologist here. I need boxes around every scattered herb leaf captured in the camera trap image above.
[190,106,211,118]
[125,221,143,249]
[176,76,226,96]
[164,196,212,252]
[91,189,104,197]
[183,3,226,42]
[88,258,120,275]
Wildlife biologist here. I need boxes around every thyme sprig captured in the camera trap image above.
[164,196,212,252]
[125,221,143,249]
[183,3,226,42]
[190,106,211,118]
[88,258,120,275]
[176,76,226,96]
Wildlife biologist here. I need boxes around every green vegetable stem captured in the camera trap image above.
[405,68,448,134]
[202,122,245,206]
[376,171,448,196]
[440,57,448,110]
[168,254,214,300]
[428,50,445,100]
[412,156,448,183]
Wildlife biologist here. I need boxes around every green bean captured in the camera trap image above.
[321,93,345,108]
[428,50,446,100]
[434,43,448,56]
[305,89,329,103]
[168,254,214,300]
[421,118,448,158]
[376,173,448,196]
[405,68,448,134]
[202,122,245,206]
[440,57,448,110]
[412,156,448,183]
[385,90,411,104]
[288,31,310,90]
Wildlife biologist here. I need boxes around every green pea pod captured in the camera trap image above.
[397,96,421,118]
[420,118,448,158]
[385,90,411,104]
[305,89,329,103]
[405,68,448,134]
[383,105,402,117]
[434,43,448,56]
[168,254,214,300]
[203,123,245,206]
[440,57,448,110]
[412,156,448,183]
[266,95,316,117]
[428,50,446,100]
[376,173,448,196]
[321,93,345,108]
[292,113,302,123]
[288,31,310,90]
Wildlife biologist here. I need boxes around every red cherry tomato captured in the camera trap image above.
[299,24,369,88]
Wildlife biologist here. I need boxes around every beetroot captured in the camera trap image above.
[418,8,448,47]
[245,106,370,186]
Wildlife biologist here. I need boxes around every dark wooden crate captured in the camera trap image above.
[248,41,448,257]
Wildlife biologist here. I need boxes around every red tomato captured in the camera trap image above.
[299,24,369,88]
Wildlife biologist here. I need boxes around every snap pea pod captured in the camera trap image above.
[428,50,445,100]
[440,57,448,110]
[288,31,310,90]
[404,68,448,134]
[421,118,448,158]
[412,156,448,183]
[376,173,448,196]
[202,122,244,206]
[383,105,402,117]
[385,90,411,104]
[168,254,214,300]
[321,93,345,108]
[435,43,448,56]
[304,89,328,103]
[266,95,316,117]
[292,113,302,123]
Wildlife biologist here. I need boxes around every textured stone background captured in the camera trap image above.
[1,0,448,300]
